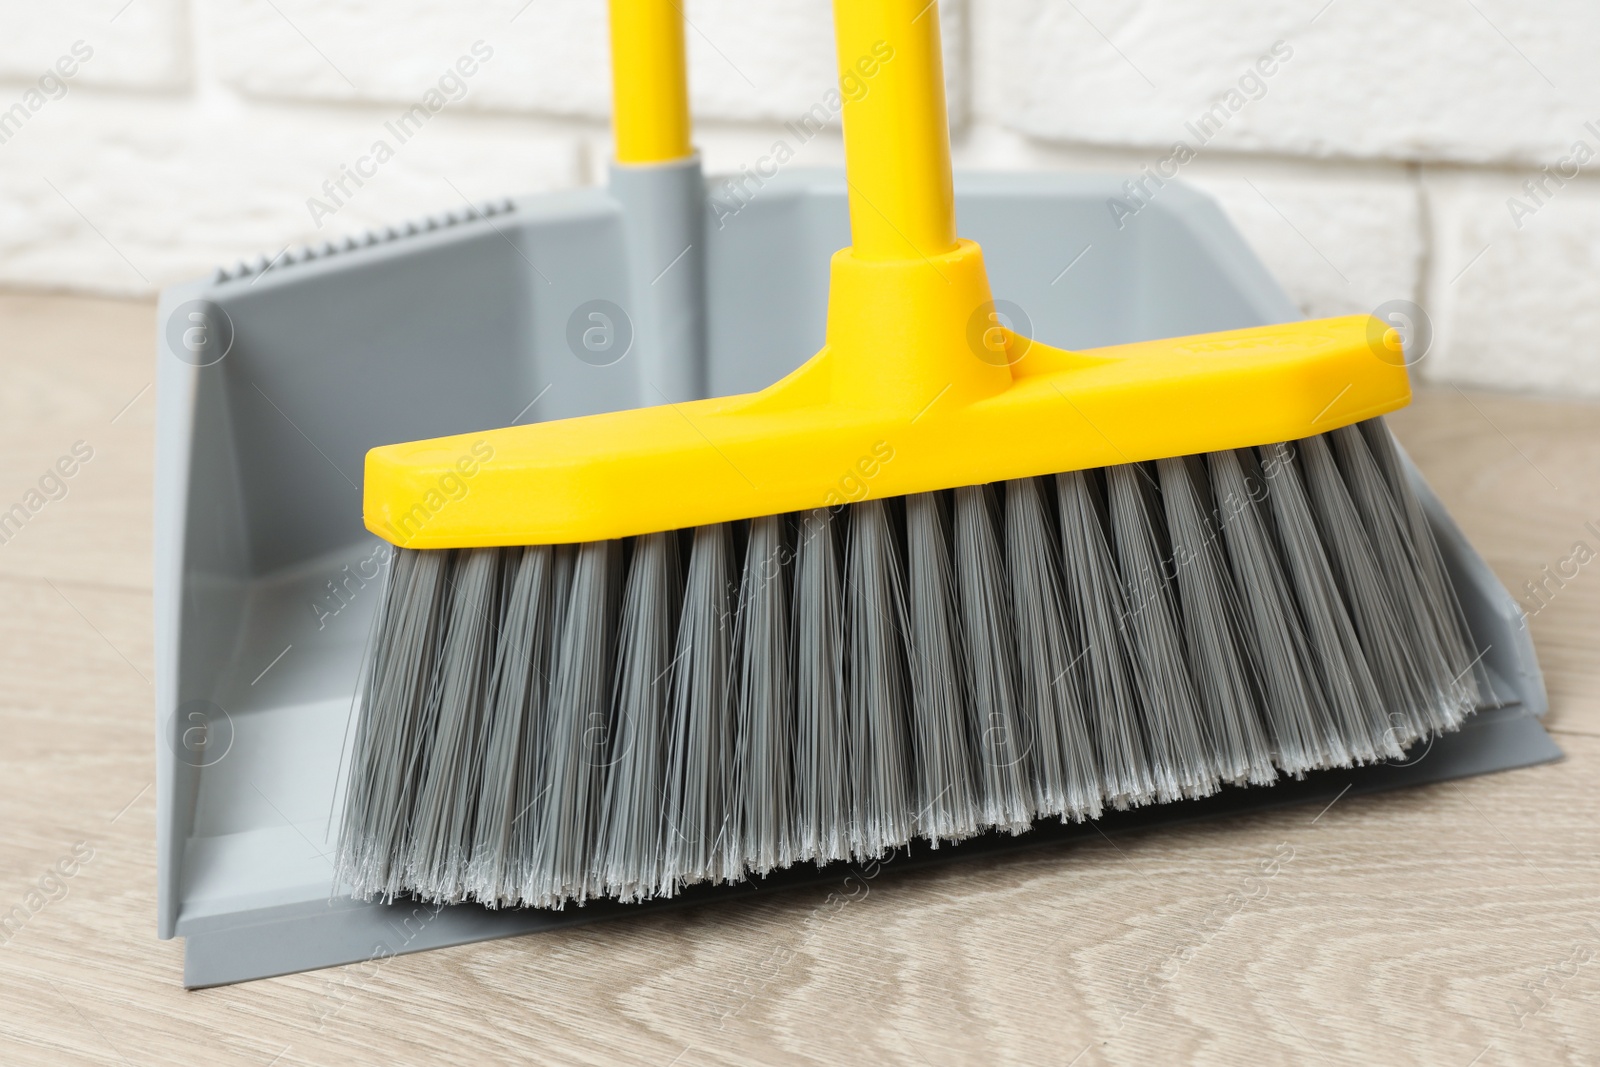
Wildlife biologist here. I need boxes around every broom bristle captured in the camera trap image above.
[339,548,449,900]
[1107,464,1219,802]
[1055,469,1157,808]
[1003,476,1103,823]
[954,485,1036,833]
[529,539,622,907]
[594,531,681,902]
[793,508,850,864]
[1208,448,1347,774]
[1346,423,1484,724]
[661,523,740,892]
[735,515,796,874]
[1156,455,1277,788]
[336,417,1486,909]
[406,547,500,901]
[844,498,917,859]
[468,544,563,905]
[1261,441,1402,765]
[903,492,981,844]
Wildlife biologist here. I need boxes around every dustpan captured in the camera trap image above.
[153,26,1558,993]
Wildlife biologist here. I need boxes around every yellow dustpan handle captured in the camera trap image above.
[608,0,693,164]
[832,0,958,261]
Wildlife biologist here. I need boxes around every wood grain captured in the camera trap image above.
[1,292,1597,1066]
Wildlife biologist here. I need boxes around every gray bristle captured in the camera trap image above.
[338,547,449,901]
[338,417,1489,910]
[793,508,850,864]
[904,491,981,844]
[844,499,915,858]
[1107,465,1219,802]
[1356,420,1488,712]
[467,545,561,906]
[954,485,1036,832]
[735,515,796,874]
[1258,443,1402,764]
[528,539,622,908]
[1004,477,1103,822]
[1157,456,1277,787]
[405,547,501,903]
[1329,425,1474,730]
[1207,449,1348,774]
[595,532,681,901]
[1056,470,1157,809]
[1299,434,1431,748]
[515,547,576,894]
[662,524,740,890]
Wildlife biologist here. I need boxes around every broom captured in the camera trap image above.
[336,0,1485,912]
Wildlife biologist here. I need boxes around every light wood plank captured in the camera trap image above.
[0,293,155,591]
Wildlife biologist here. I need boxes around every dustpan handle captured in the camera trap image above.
[832,0,958,261]
[609,0,693,164]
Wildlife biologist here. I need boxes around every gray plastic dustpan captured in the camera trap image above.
[154,168,1558,988]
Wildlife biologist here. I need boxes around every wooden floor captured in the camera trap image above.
[0,291,1596,1066]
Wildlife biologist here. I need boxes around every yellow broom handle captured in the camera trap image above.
[608,0,693,164]
[832,0,958,261]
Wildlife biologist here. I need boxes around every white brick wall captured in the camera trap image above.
[0,0,190,89]
[1424,170,1600,394]
[0,0,1595,393]
[979,0,1594,166]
